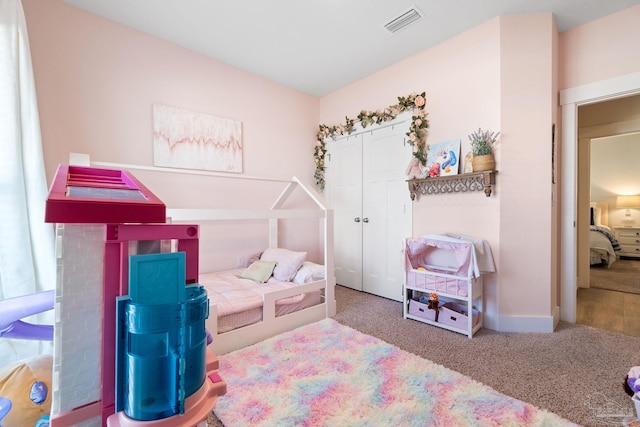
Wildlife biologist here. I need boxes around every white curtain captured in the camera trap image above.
[0,0,56,365]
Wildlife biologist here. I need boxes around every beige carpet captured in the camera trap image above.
[209,285,640,426]
[591,258,640,294]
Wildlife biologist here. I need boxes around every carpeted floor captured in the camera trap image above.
[591,258,640,294]
[213,318,578,426]
[209,285,640,426]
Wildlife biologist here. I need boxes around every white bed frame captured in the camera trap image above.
[82,153,336,356]
[167,176,336,355]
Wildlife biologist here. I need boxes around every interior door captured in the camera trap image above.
[362,125,413,301]
[325,135,363,291]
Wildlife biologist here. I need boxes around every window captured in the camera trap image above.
[0,0,56,365]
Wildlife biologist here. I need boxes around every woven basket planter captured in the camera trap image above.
[471,154,495,172]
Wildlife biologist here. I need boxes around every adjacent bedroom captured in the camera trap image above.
[578,110,640,335]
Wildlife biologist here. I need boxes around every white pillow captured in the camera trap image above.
[293,262,326,284]
[260,248,307,282]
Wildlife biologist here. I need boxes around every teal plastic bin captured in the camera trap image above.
[183,284,209,397]
[115,252,209,421]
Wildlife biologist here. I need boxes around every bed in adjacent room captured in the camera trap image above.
[589,202,620,267]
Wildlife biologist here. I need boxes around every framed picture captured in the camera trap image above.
[426,139,461,176]
[153,104,243,173]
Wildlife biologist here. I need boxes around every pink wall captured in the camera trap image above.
[23,0,323,269]
[319,20,502,135]
[320,7,640,330]
[22,0,640,331]
[559,5,640,318]
[23,0,319,204]
[320,15,559,330]
[559,4,640,90]
[320,19,504,324]
[497,14,555,319]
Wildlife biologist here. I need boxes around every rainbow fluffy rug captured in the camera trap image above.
[214,319,578,426]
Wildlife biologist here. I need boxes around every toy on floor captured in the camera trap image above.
[624,366,640,396]
[0,355,52,427]
[43,164,225,426]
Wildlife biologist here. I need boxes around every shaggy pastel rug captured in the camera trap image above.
[213,318,578,426]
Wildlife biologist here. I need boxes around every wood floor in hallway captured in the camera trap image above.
[577,286,640,337]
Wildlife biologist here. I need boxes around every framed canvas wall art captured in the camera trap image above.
[426,139,461,176]
[153,104,243,173]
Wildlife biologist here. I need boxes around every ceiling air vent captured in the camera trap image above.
[383,6,424,34]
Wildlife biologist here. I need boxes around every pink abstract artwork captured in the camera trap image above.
[153,104,243,173]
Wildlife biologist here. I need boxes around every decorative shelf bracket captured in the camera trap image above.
[408,171,496,200]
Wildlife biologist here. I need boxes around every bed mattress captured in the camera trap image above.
[198,269,322,333]
[590,228,617,267]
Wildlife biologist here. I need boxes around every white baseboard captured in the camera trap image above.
[483,311,557,333]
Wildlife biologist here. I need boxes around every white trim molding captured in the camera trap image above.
[486,313,557,333]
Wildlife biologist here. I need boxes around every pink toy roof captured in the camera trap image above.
[45,164,166,224]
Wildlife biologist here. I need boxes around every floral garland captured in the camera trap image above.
[314,92,428,190]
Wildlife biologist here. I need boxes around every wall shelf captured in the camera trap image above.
[408,171,496,200]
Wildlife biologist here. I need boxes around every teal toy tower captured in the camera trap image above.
[115,252,209,421]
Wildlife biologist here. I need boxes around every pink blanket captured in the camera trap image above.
[198,269,305,317]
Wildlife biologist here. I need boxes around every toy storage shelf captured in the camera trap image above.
[403,269,483,338]
[407,170,496,200]
[404,234,494,338]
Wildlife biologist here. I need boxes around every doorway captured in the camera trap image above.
[560,71,640,323]
[575,100,640,336]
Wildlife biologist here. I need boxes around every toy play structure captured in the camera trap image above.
[42,164,225,427]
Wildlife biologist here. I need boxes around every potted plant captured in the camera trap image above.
[468,128,499,172]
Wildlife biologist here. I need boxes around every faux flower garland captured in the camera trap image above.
[314,92,428,190]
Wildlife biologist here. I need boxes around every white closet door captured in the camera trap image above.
[362,126,413,302]
[325,135,363,291]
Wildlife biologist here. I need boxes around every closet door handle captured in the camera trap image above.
[354,217,361,223]
[362,217,369,223]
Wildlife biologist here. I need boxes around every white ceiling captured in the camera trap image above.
[63,0,640,97]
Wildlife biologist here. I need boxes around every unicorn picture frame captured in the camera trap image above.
[426,139,461,177]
